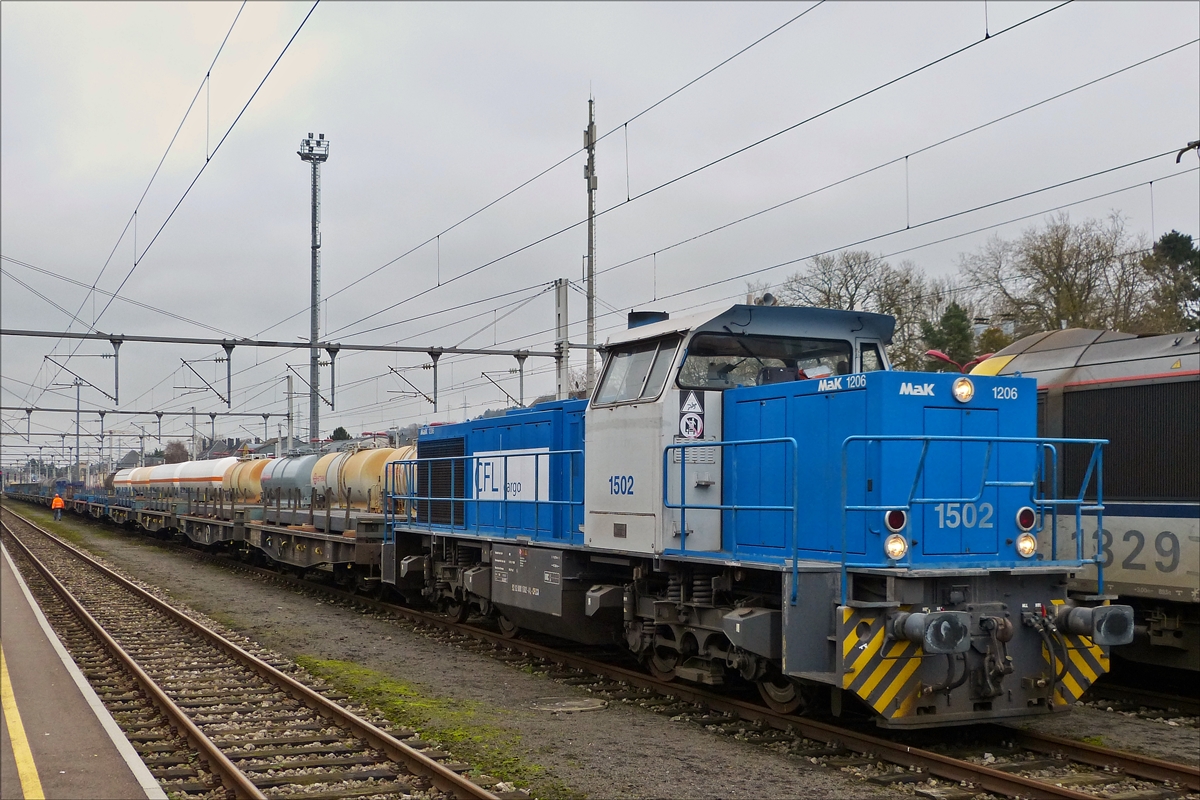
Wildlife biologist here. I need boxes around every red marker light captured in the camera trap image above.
[885,509,908,533]
[1016,506,1036,531]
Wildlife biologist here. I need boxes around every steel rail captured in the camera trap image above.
[12,497,1197,798]
[0,517,265,799]
[996,726,1199,791]
[123,538,1109,800]
[0,507,498,800]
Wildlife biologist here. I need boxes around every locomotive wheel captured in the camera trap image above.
[648,651,678,681]
[757,675,805,714]
[497,614,520,639]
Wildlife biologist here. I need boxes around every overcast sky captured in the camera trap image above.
[2,1,1198,465]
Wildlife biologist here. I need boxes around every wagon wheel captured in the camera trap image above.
[648,650,678,682]
[757,675,806,714]
[444,598,470,623]
[497,614,520,639]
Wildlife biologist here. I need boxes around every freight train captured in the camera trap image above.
[5,304,1135,728]
[972,328,1199,672]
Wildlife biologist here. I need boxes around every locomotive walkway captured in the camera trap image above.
[1,539,165,799]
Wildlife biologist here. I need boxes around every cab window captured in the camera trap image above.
[593,336,681,405]
[677,333,852,390]
[860,343,885,372]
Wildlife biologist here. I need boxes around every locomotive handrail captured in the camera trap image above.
[662,437,800,566]
[383,449,584,541]
[838,434,1107,604]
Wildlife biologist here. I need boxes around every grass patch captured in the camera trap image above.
[295,656,582,800]
[6,501,99,547]
[1081,735,1105,747]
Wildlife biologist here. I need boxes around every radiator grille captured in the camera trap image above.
[1063,380,1198,501]
[416,438,466,525]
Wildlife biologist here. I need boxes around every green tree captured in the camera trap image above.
[1141,230,1200,332]
[331,426,351,441]
[921,302,974,371]
[976,326,1014,356]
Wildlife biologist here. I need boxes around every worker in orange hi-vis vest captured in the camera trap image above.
[51,493,65,521]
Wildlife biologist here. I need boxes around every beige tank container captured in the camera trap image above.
[338,446,413,511]
[225,458,272,502]
[310,451,351,500]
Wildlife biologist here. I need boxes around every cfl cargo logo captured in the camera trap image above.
[899,382,935,396]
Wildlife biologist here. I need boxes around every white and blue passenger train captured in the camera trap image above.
[973,328,1200,672]
[7,305,1137,727]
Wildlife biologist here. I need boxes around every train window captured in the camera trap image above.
[860,343,884,372]
[593,335,681,405]
[677,333,852,390]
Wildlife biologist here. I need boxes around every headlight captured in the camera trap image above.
[884,533,909,560]
[952,376,974,403]
[1016,532,1037,558]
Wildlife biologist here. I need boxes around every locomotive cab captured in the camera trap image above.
[584,305,892,555]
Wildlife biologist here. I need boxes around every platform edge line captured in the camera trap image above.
[1,542,168,800]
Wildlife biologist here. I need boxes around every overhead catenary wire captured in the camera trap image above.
[43,0,1082,427]
[16,2,252,410]
[593,38,1200,281]
[323,1,1072,342]
[252,2,827,342]
[1,255,245,338]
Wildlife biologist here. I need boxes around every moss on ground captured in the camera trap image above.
[295,656,582,800]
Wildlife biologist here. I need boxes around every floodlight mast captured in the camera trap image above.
[298,133,329,446]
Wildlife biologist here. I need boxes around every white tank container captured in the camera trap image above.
[147,462,184,493]
[175,457,239,491]
[112,468,136,494]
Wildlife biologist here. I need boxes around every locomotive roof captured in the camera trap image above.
[604,304,896,347]
[972,328,1200,387]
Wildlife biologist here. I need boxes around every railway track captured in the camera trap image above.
[1085,682,1200,718]
[8,500,1200,800]
[0,505,499,800]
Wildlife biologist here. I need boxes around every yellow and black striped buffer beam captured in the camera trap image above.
[838,606,923,719]
[1047,599,1109,706]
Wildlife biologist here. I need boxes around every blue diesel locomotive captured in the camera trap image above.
[383,304,1134,727]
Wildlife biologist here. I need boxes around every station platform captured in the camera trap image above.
[1,543,165,799]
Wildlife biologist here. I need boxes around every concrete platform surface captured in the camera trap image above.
[1,540,165,799]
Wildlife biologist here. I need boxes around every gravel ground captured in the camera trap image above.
[17,507,1200,798]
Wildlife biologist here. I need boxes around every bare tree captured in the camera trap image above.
[961,212,1149,334]
[163,441,189,463]
[778,250,880,310]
